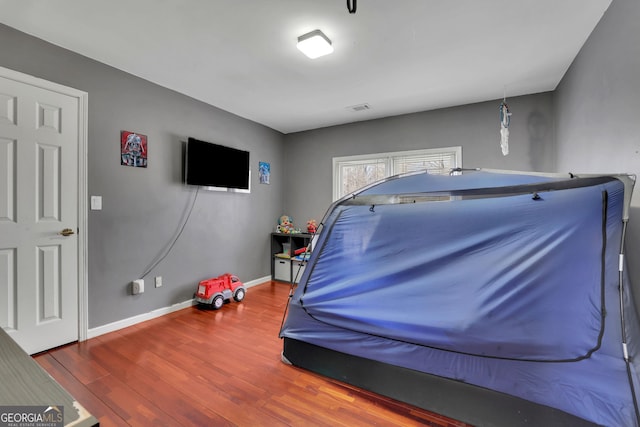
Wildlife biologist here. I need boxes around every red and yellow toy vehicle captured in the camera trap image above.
[195,273,246,309]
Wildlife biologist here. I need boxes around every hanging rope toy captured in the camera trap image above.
[499,100,511,156]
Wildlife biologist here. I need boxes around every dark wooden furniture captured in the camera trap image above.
[0,328,98,426]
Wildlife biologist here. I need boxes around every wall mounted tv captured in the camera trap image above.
[185,137,251,193]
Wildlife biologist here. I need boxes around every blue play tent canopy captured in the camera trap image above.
[280,169,639,426]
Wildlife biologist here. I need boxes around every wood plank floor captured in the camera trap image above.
[34,281,471,427]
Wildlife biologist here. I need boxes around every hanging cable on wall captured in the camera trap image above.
[347,0,357,14]
[139,186,200,279]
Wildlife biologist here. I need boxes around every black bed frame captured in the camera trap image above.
[282,338,596,427]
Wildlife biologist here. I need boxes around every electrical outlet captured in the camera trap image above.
[155,276,162,288]
[132,279,144,294]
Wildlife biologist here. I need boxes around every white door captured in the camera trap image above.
[0,69,86,354]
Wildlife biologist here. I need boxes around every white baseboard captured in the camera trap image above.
[86,299,195,339]
[87,275,271,339]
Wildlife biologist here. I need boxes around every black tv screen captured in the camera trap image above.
[185,137,250,192]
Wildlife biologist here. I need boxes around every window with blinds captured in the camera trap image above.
[333,147,461,200]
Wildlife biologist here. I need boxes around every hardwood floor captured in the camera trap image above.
[34,281,470,427]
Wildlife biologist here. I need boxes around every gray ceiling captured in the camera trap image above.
[0,0,612,133]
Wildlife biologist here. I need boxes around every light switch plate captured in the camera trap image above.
[91,195,102,210]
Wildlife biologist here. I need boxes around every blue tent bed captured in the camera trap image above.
[280,169,639,427]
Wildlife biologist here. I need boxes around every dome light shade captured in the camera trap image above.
[297,29,334,59]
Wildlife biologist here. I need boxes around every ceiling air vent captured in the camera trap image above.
[346,103,371,112]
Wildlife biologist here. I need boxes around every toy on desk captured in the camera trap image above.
[194,273,246,310]
[306,219,317,234]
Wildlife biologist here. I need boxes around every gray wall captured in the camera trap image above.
[554,0,640,292]
[0,24,285,328]
[284,93,555,223]
[2,0,636,330]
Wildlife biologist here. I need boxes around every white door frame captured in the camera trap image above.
[0,66,89,342]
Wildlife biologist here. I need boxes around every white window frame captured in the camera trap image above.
[332,146,462,201]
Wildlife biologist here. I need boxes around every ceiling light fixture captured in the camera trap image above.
[297,29,334,59]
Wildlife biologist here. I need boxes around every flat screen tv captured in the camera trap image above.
[185,137,251,193]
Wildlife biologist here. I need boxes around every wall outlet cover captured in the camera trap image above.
[132,279,144,294]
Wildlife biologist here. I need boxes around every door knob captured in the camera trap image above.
[60,228,75,236]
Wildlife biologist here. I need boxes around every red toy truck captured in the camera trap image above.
[195,273,246,309]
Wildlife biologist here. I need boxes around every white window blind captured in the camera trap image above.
[393,151,458,175]
[333,147,461,200]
